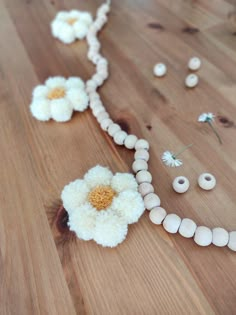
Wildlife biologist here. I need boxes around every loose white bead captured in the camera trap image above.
[149,207,167,225]
[97,111,109,123]
[212,227,229,247]
[228,231,236,251]
[132,160,148,173]
[134,149,150,161]
[136,170,152,184]
[179,218,197,238]
[185,73,199,88]
[138,182,154,197]
[100,118,113,131]
[108,123,121,136]
[124,135,138,149]
[163,214,181,234]
[194,226,212,246]
[113,130,128,145]
[144,193,161,210]
[188,57,201,71]
[153,63,167,77]
[135,139,149,150]
[198,173,216,191]
[172,176,190,194]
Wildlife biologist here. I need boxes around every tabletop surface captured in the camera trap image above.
[1,0,236,314]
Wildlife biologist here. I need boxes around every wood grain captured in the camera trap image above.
[0,0,236,314]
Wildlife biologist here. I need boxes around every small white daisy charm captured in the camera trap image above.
[30,76,89,122]
[61,165,145,248]
[51,10,93,44]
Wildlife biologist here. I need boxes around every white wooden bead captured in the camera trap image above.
[108,123,121,136]
[149,207,167,225]
[135,139,149,150]
[212,227,229,247]
[124,135,138,149]
[144,193,161,210]
[228,231,236,251]
[194,226,212,246]
[97,111,109,123]
[132,160,148,173]
[179,218,197,238]
[185,73,199,88]
[172,176,190,194]
[92,105,105,116]
[134,149,150,161]
[100,118,113,131]
[188,57,201,71]
[153,63,167,77]
[113,130,128,145]
[136,170,152,184]
[198,173,216,191]
[138,182,154,197]
[163,214,181,234]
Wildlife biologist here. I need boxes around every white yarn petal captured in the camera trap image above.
[61,179,90,215]
[94,212,128,247]
[111,173,138,193]
[66,77,85,90]
[30,98,51,121]
[68,203,97,241]
[69,10,81,19]
[66,88,89,111]
[73,21,89,40]
[32,85,49,99]
[50,98,73,122]
[112,190,145,224]
[55,22,76,44]
[84,165,113,189]
[56,11,70,21]
[51,20,65,38]
[45,76,66,89]
[79,12,93,26]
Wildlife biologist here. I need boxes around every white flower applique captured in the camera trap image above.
[51,10,93,44]
[30,76,89,122]
[61,165,145,248]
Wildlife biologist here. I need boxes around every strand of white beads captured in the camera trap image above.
[85,0,236,252]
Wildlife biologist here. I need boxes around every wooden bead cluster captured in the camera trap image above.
[85,0,236,252]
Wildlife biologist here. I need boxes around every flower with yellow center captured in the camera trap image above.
[61,165,145,248]
[51,10,93,44]
[30,76,89,122]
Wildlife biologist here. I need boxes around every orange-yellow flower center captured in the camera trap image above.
[88,185,116,211]
[67,17,78,25]
[47,87,65,100]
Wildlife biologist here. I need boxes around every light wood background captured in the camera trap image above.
[1,0,236,314]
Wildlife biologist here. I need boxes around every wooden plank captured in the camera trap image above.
[1,0,236,314]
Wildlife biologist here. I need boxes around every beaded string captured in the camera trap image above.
[84,0,236,251]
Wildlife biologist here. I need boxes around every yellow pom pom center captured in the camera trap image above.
[88,186,116,211]
[47,87,66,100]
[67,18,78,25]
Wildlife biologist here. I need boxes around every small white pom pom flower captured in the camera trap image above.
[61,165,145,248]
[51,10,93,44]
[30,76,89,122]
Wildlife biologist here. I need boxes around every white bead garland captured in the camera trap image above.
[84,0,236,252]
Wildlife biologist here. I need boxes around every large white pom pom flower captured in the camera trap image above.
[61,165,145,248]
[51,10,93,44]
[30,76,89,122]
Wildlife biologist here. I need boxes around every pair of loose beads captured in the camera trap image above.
[153,57,201,88]
[172,173,216,193]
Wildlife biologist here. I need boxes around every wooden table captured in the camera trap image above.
[1,0,236,314]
